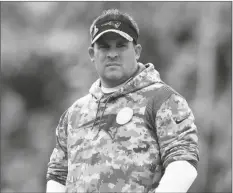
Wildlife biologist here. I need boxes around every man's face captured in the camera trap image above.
[89,32,141,88]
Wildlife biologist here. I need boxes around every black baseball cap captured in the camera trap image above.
[90,10,139,45]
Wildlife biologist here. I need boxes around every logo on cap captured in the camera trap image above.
[93,25,99,37]
[101,21,121,29]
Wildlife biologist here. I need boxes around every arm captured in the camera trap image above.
[46,180,66,192]
[154,160,197,192]
[46,110,69,193]
[155,94,199,192]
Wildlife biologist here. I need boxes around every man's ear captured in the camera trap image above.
[88,46,95,62]
[135,44,142,61]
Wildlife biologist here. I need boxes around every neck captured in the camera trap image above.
[101,81,127,94]
[101,64,140,88]
[101,79,127,88]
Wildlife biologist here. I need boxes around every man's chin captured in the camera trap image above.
[106,76,122,82]
[105,73,122,81]
[103,74,126,85]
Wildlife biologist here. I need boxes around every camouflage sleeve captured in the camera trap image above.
[46,109,69,185]
[155,94,199,169]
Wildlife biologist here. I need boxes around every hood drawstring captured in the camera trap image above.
[91,97,102,131]
[93,95,112,139]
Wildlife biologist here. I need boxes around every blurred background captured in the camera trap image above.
[1,2,232,192]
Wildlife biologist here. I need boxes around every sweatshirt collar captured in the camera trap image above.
[89,63,162,101]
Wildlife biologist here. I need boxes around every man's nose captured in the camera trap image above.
[107,49,118,59]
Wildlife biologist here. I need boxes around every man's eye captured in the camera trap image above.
[117,44,126,48]
[99,45,108,48]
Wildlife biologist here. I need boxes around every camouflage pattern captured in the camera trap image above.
[46,63,199,193]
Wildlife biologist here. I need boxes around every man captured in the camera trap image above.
[46,9,199,193]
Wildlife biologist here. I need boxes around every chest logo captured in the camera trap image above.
[116,107,133,125]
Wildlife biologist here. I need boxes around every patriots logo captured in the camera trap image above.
[101,21,121,28]
[93,25,99,36]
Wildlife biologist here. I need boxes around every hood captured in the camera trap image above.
[89,63,162,102]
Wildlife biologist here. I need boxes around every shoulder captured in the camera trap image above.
[143,83,182,126]
[144,83,194,129]
[56,94,92,124]
[144,82,182,114]
[68,93,92,113]
[57,93,93,127]
[156,93,193,125]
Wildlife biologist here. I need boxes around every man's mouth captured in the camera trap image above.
[106,63,121,67]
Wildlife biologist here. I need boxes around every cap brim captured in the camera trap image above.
[91,29,133,44]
